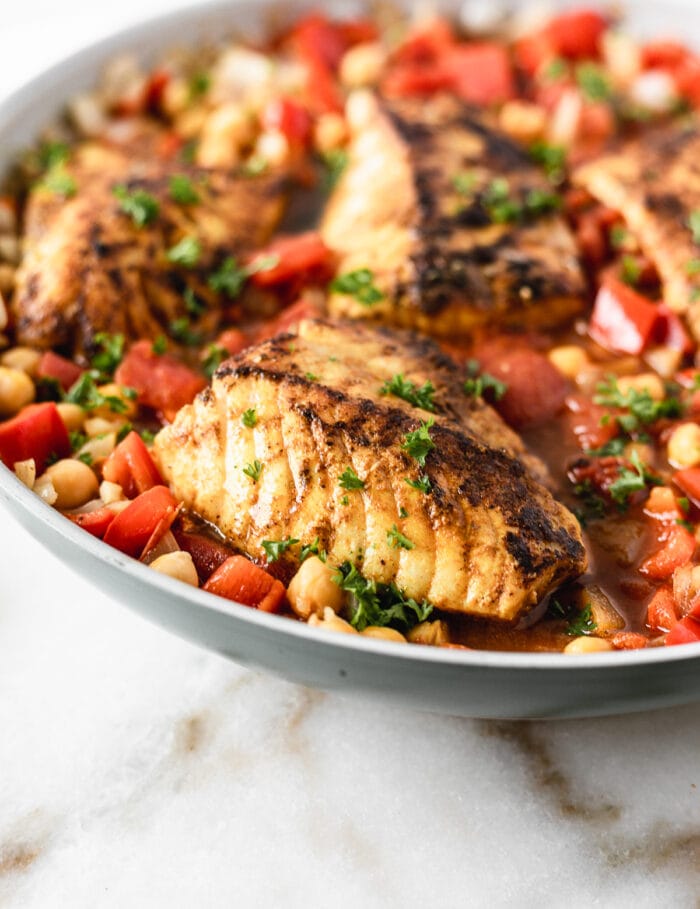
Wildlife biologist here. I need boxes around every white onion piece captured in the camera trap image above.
[630,70,678,113]
[14,458,36,489]
[548,88,582,147]
[142,530,180,564]
[33,475,57,506]
[210,47,274,105]
[459,0,507,34]
[66,497,106,516]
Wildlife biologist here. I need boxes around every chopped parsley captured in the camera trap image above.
[183,287,206,317]
[689,210,700,245]
[463,359,508,401]
[39,168,77,198]
[686,258,700,276]
[585,437,626,458]
[401,419,435,467]
[241,156,269,177]
[169,317,203,347]
[113,185,160,227]
[620,254,641,286]
[572,479,607,527]
[167,236,202,268]
[593,376,684,433]
[76,452,94,466]
[330,268,383,306]
[380,374,436,412]
[333,562,433,632]
[202,345,227,379]
[452,171,478,195]
[529,141,566,184]
[339,467,365,490]
[576,62,612,102]
[140,428,156,445]
[482,179,561,224]
[304,372,319,382]
[116,422,133,443]
[152,335,168,355]
[242,409,257,428]
[565,604,598,637]
[38,141,70,171]
[261,537,299,562]
[610,225,631,250]
[90,332,125,377]
[405,475,432,494]
[207,257,249,299]
[64,373,130,414]
[387,525,414,550]
[299,538,327,563]
[169,174,200,205]
[69,430,88,451]
[542,57,568,82]
[608,450,659,509]
[242,459,263,482]
[340,495,350,506]
[320,148,348,190]
[399,507,409,519]
[189,71,211,100]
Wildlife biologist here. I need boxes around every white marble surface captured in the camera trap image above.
[1,3,700,906]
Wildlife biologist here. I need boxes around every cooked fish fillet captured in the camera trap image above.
[13,142,286,358]
[574,123,700,332]
[321,93,585,338]
[154,319,585,622]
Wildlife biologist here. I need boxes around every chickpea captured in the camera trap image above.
[407,619,450,645]
[1,346,41,376]
[339,42,386,88]
[0,366,35,417]
[56,402,86,433]
[287,556,345,619]
[150,551,199,587]
[616,372,665,401]
[498,100,547,144]
[44,458,99,510]
[197,103,253,168]
[563,636,614,655]
[308,606,357,635]
[361,626,407,643]
[313,113,347,153]
[667,423,700,469]
[547,345,589,381]
[254,130,289,167]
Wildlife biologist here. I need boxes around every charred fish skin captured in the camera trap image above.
[154,319,586,623]
[12,141,287,359]
[322,93,586,338]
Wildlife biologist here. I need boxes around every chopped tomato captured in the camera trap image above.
[215,328,250,357]
[476,345,568,429]
[103,485,178,558]
[447,44,514,106]
[588,277,661,355]
[115,340,206,422]
[666,615,700,645]
[262,97,312,146]
[646,586,678,633]
[173,529,234,583]
[247,232,334,289]
[144,67,171,112]
[290,13,345,113]
[337,19,378,47]
[656,304,693,354]
[0,402,71,472]
[254,297,323,343]
[643,486,685,524]
[610,631,648,650]
[67,506,116,539]
[673,467,700,509]
[674,55,700,107]
[641,41,690,70]
[516,8,607,75]
[203,555,286,613]
[392,18,455,66]
[102,431,163,499]
[578,101,616,144]
[36,351,83,391]
[639,524,696,580]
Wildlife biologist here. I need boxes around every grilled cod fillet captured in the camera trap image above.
[574,123,700,335]
[321,93,585,338]
[154,319,585,622]
[13,142,286,358]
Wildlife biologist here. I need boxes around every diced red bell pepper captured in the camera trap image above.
[446,43,514,106]
[565,394,619,452]
[655,304,693,354]
[646,585,679,633]
[610,632,648,650]
[215,328,250,357]
[666,615,700,645]
[115,340,206,423]
[173,529,234,583]
[254,297,323,343]
[144,67,171,112]
[203,555,286,613]
[36,351,83,392]
[516,9,607,75]
[103,485,178,558]
[639,524,696,580]
[290,13,346,113]
[392,18,455,66]
[673,466,700,509]
[643,486,685,524]
[67,506,116,539]
[102,431,163,499]
[0,402,71,472]
[262,98,312,146]
[674,55,700,107]
[247,232,334,288]
[642,41,690,70]
[589,277,661,355]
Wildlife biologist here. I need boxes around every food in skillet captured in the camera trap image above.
[4,7,700,651]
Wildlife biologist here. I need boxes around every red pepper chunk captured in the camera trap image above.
[0,402,71,472]
[639,525,696,580]
[36,351,83,391]
[262,98,312,146]
[67,506,116,539]
[103,485,178,558]
[115,340,206,423]
[589,277,660,355]
[646,586,679,633]
[446,43,514,106]
[203,555,286,613]
[673,467,700,509]
[666,616,700,646]
[102,431,163,499]
[247,232,334,289]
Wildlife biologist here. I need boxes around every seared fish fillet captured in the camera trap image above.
[321,93,585,338]
[574,123,700,334]
[13,142,286,358]
[154,319,585,622]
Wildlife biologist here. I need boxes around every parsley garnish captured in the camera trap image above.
[620,254,641,286]
[169,318,203,346]
[65,373,130,414]
[452,171,478,195]
[140,428,156,445]
[387,524,414,550]
[305,372,319,382]
[572,479,607,526]
[339,467,365,490]
[76,452,94,466]
[242,460,263,482]
[686,258,700,276]
[608,450,659,509]
[39,168,77,197]
[169,174,200,205]
[380,374,436,412]
[261,537,299,562]
[333,562,433,632]
[242,409,257,428]
[529,141,566,184]
[401,419,435,467]
[69,430,88,451]
[689,210,700,245]
[183,287,206,317]
[167,236,201,268]
[330,268,383,306]
[576,62,611,101]
[38,141,70,171]
[202,345,227,379]
[189,71,211,100]
[405,475,432,494]
[241,156,268,177]
[152,335,167,355]
[565,604,598,636]
[482,179,561,223]
[116,422,133,443]
[340,495,350,506]
[542,57,567,82]
[90,332,125,378]
[113,185,160,227]
[585,437,626,458]
[463,359,508,401]
[207,257,248,299]
[593,376,683,432]
[299,538,327,563]
[320,148,348,190]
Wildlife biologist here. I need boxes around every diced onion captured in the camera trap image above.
[630,70,678,113]
[142,530,180,564]
[33,475,57,506]
[14,458,36,489]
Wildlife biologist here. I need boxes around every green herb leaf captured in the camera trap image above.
[140,428,156,445]
[387,524,414,550]
[39,168,77,197]
[202,344,227,379]
[64,372,129,414]
[189,71,211,100]
[69,430,88,452]
[405,475,432,494]
[90,332,125,377]
[261,537,299,562]
[169,174,200,205]
[401,419,435,467]
[689,210,700,245]
[304,372,319,382]
[576,62,611,102]
[330,268,383,307]
[585,436,626,458]
[152,335,167,355]
[242,459,263,482]
[241,156,268,177]
[113,185,159,227]
[452,171,478,195]
[76,451,94,466]
[208,257,248,298]
[169,317,203,347]
[565,603,598,636]
[593,376,684,432]
[620,254,641,286]
[572,479,607,526]
[38,141,70,171]
[333,562,433,632]
[242,408,257,428]
[608,450,660,509]
[299,538,327,563]
[339,467,365,490]
[463,360,508,401]
[167,235,202,268]
[529,141,566,184]
[320,148,348,190]
[380,374,436,412]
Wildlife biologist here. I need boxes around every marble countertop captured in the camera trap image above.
[1,3,700,906]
